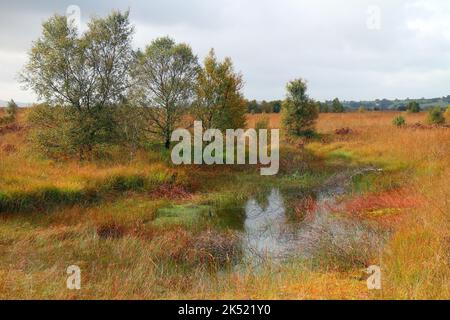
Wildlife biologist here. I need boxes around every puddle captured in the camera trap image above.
[240,167,384,264]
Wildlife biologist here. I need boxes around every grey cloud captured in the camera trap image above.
[1,0,450,102]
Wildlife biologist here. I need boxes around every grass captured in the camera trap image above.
[0,110,448,299]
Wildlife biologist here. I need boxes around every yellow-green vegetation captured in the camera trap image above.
[0,110,449,299]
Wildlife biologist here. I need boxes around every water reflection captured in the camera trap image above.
[241,167,383,263]
[243,189,299,262]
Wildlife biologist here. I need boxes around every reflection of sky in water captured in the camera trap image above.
[241,167,382,264]
[243,189,299,261]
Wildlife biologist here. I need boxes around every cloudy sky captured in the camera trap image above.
[1,0,450,103]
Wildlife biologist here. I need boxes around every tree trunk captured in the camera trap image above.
[165,139,171,149]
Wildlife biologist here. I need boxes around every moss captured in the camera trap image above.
[153,204,211,228]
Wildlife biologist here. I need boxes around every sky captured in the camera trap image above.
[1,0,450,103]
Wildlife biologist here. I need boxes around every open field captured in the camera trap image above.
[0,110,449,299]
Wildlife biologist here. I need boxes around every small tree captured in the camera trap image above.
[0,99,18,124]
[392,115,406,127]
[6,99,18,119]
[282,79,319,137]
[193,49,246,131]
[332,98,345,113]
[133,37,199,148]
[358,106,366,113]
[407,101,421,113]
[427,107,446,125]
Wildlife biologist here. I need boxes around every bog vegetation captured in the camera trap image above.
[0,10,449,299]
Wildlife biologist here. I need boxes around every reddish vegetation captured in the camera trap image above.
[334,127,353,135]
[0,123,23,135]
[1,144,16,154]
[341,188,425,218]
[150,183,193,200]
[406,123,450,130]
[96,223,126,239]
[294,196,317,220]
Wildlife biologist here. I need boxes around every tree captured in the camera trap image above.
[332,98,345,113]
[246,100,260,114]
[133,37,199,148]
[0,99,18,124]
[193,49,246,131]
[282,79,319,137]
[21,11,135,159]
[319,102,329,113]
[358,106,366,113]
[407,101,421,113]
[271,100,282,113]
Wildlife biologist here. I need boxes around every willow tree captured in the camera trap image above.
[193,49,247,131]
[282,79,318,137]
[21,11,134,159]
[133,37,199,149]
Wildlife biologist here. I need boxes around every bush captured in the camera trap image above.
[392,115,406,127]
[427,107,446,125]
[445,106,450,118]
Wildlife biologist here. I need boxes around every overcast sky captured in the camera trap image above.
[1,0,450,102]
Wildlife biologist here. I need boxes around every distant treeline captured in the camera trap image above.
[246,96,450,113]
[246,100,282,114]
[341,96,450,111]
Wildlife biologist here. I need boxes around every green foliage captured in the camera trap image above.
[193,49,246,131]
[358,106,366,113]
[392,115,406,127]
[282,78,319,137]
[0,99,18,124]
[318,102,329,113]
[0,187,97,213]
[246,100,282,114]
[427,107,446,125]
[133,37,199,148]
[28,103,120,160]
[21,11,134,159]
[407,101,421,113]
[332,98,345,113]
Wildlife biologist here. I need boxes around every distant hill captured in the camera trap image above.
[337,96,450,111]
[0,100,32,108]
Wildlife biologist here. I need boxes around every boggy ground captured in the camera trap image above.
[0,110,448,299]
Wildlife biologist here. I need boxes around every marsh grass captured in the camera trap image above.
[0,111,448,299]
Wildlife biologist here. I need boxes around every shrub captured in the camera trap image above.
[427,107,446,125]
[392,115,406,127]
[445,106,450,118]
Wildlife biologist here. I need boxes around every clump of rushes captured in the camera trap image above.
[392,115,406,127]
